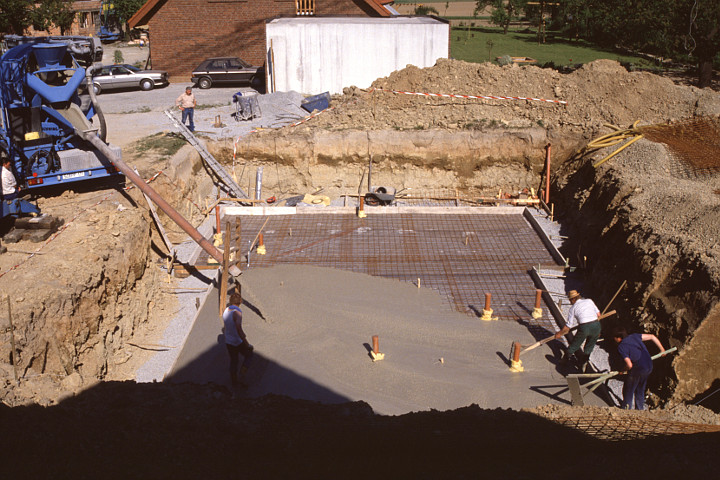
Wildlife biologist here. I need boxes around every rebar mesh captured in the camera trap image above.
[640,116,720,177]
[550,414,720,441]
[200,212,558,329]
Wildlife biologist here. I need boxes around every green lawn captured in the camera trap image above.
[451,27,658,69]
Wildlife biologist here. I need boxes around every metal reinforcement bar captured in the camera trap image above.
[80,132,241,278]
[163,110,250,201]
[550,413,720,441]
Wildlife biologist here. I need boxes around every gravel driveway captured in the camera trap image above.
[96,44,309,147]
[99,82,307,148]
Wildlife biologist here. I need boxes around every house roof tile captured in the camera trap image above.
[129,0,390,28]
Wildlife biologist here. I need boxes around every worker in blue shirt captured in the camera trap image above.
[612,326,667,410]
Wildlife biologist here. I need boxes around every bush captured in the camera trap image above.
[497,55,513,66]
[113,50,124,64]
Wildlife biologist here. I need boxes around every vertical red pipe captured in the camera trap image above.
[359,196,365,211]
[535,289,543,309]
[545,143,551,204]
[372,335,379,354]
[512,341,521,363]
[484,293,492,311]
[258,232,264,247]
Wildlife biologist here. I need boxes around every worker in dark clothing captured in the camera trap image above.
[612,326,666,410]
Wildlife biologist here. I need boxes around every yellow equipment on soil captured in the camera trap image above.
[578,121,644,168]
[580,117,720,175]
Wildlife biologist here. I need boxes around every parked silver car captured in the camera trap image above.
[91,64,169,94]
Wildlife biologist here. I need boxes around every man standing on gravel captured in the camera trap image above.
[612,326,666,410]
[223,292,253,388]
[176,86,196,132]
[554,290,601,370]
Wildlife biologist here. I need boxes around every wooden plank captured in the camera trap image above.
[135,167,174,256]
[566,375,584,406]
[219,220,230,317]
[173,263,220,271]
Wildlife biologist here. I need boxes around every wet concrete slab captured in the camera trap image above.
[166,264,612,415]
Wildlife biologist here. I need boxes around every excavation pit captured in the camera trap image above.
[163,206,602,414]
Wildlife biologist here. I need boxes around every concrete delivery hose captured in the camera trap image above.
[78,130,242,279]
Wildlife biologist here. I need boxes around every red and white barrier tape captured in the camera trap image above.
[370,87,567,105]
[287,106,335,127]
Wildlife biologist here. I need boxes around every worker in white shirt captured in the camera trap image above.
[2,158,19,201]
[554,289,602,369]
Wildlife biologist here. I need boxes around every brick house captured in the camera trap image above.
[23,1,103,37]
[128,0,393,77]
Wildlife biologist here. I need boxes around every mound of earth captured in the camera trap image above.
[554,131,720,405]
[328,58,720,131]
[232,59,720,198]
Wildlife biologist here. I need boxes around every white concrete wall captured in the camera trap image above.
[266,17,449,95]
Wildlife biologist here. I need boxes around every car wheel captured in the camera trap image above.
[198,77,212,89]
[93,83,101,95]
[140,79,154,91]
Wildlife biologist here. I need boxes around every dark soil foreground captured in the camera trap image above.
[2,381,720,479]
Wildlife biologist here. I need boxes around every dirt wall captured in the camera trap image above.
[553,139,720,404]
[227,128,583,197]
[0,144,214,405]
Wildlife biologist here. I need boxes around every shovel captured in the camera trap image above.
[514,309,616,358]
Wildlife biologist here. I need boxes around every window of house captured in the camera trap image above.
[79,12,89,28]
[296,0,315,15]
[92,12,100,27]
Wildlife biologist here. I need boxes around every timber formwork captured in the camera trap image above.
[196,209,560,331]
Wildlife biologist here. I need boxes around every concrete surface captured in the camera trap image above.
[166,264,610,415]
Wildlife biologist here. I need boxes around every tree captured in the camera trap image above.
[415,5,440,16]
[109,0,146,35]
[30,0,74,35]
[0,0,33,35]
[677,0,720,88]
[476,0,527,34]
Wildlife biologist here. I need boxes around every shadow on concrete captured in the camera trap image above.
[165,339,351,406]
[530,384,573,405]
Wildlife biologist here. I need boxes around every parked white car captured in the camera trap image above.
[92,64,169,94]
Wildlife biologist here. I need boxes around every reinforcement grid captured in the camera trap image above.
[200,213,558,329]
[552,414,720,441]
[640,116,720,177]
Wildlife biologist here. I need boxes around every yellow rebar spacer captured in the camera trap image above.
[213,232,223,247]
[480,308,497,321]
[510,359,524,372]
[531,307,543,319]
[257,245,266,255]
